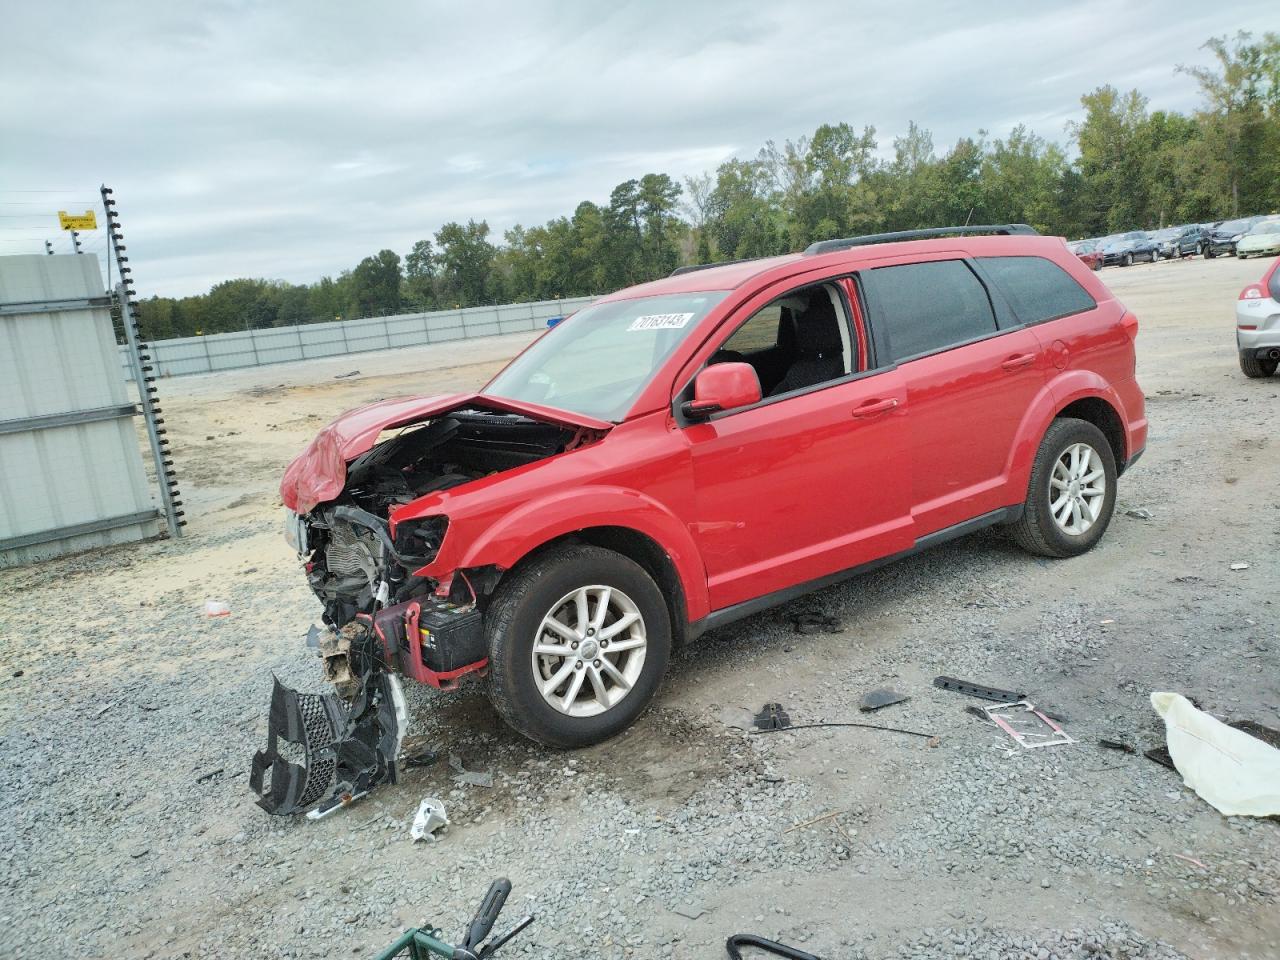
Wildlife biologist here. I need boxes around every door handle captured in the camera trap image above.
[1001,353,1037,371]
[851,398,898,418]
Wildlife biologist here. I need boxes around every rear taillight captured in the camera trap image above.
[1239,284,1264,301]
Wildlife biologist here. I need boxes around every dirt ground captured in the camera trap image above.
[1,255,1277,960]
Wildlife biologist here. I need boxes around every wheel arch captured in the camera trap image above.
[498,525,693,646]
[444,485,709,630]
[1007,377,1131,494]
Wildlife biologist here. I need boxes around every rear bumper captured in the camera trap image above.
[1236,297,1280,350]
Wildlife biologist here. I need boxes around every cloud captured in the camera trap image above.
[1,0,1272,296]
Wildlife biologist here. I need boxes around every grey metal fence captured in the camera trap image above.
[120,295,597,378]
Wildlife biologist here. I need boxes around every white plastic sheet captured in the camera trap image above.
[1150,692,1280,817]
[410,797,449,842]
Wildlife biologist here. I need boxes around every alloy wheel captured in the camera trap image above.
[1048,443,1107,536]
[531,585,648,717]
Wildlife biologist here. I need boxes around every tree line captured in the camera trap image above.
[136,32,1278,341]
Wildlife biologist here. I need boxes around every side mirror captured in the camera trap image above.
[681,362,762,421]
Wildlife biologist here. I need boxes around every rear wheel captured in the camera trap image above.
[485,544,671,747]
[1010,418,1117,559]
[1240,352,1279,378]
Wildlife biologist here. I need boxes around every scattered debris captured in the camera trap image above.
[1099,739,1136,754]
[450,754,495,788]
[933,676,1024,703]
[859,687,909,712]
[1172,575,1203,584]
[671,903,707,921]
[203,599,231,618]
[249,662,407,817]
[195,768,225,785]
[751,702,935,741]
[1233,719,1280,750]
[753,703,791,731]
[791,611,840,634]
[1124,507,1153,519]
[1144,745,1176,770]
[1229,561,1250,571]
[1171,853,1208,870]
[936,675,1067,722]
[12,670,22,678]
[982,701,1075,749]
[333,369,360,379]
[783,810,843,834]
[1150,692,1280,816]
[410,797,449,842]
[725,933,822,960]
[402,745,440,769]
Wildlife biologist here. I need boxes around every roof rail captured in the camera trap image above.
[803,224,1039,256]
[669,257,757,277]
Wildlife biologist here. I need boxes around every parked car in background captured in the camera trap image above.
[1236,257,1280,377]
[1173,223,1210,258]
[1102,231,1159,267]
[1148,227,1181,260]
[1067,238,1103,271]
[1207,216,1268,258]
[278,224,1146,746]
[1236,219,1280,259]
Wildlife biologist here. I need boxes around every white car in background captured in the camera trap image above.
[1236,258,1280,377]
[1236,218,1280,259]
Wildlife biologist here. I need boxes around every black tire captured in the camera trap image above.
[1195,242,1203,256]
[484,544,672,748]
[1010,418,1118,559]
[1239,352,1278,378]
[1150,250,1159,263]
[1206,248,1216,259]
[1123,252,1134,267]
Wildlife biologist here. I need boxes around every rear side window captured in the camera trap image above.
[862,259,998,363]
[980,256,1096,325]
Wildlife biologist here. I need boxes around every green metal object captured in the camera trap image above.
[371,878,533,959]
[373,926,456,960]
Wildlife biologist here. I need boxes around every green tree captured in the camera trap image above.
[351,249,403,316]
[435,220,496,307]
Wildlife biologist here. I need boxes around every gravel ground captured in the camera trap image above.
[1,256,1278,959]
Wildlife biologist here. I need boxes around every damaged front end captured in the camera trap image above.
[252,395,607,816]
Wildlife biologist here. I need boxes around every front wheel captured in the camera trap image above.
[1123,252,1134,267]
[1240,352,1279,378]
[485,544,671,747]
[1010,418,1118,559]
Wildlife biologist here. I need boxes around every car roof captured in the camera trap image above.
[596,234,1075,301]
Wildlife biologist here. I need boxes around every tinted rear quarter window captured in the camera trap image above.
[862,259,998,363]
[980,256,1096,325]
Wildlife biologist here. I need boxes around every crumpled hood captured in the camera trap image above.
[280,392,611,513]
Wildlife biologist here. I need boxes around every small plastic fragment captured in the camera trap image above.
[203,599,231,617]
[859,688,909,712]
[411,797,450,842]
[1229,561,1250,571]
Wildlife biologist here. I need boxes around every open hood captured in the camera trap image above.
[280,392,611,513]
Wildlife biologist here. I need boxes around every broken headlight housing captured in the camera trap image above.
[392,515,448,566]
[283,507,309,556]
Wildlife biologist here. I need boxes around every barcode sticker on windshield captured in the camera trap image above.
[628,312,694,332]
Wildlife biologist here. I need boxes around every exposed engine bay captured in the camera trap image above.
[300,407,579,630]
[253,404,592,817]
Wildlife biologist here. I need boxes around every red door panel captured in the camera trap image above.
[901,327,1047,535]
[683,370,912,611]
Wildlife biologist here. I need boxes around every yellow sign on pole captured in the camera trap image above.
[58,210,97,231]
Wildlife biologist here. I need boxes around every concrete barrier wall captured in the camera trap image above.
[121,295,597,378]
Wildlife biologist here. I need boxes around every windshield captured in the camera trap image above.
[1250,220,1280,235]
[1219,218,1250,233]
[485,291,729,421]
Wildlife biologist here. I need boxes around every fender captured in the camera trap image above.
[424,484,711,622]
[1004,369,1128,492]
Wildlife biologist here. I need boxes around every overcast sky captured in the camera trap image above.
[2,1,1274,297]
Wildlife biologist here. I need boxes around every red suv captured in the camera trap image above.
[281,225,1146,748]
